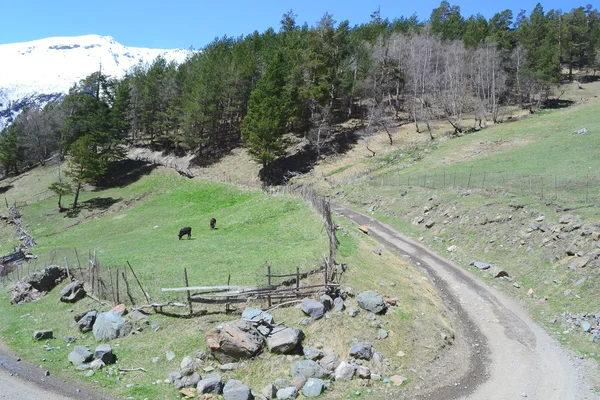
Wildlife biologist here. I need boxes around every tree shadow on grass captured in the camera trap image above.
[543,99,575,109]
[95,160,157,190]
[64,197,121,219]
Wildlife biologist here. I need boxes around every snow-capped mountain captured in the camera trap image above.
[0,35,192,129]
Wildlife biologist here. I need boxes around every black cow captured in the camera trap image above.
[178,227,192,240]
[210,218,216,230]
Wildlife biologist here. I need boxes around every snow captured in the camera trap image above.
[0,34,192,129]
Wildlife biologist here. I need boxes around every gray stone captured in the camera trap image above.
[302,378,324,398]
[11,265,67,304]
[94,344,116,364]
[357,291,387,314]
[77,310,98,333]
[59,280,86,303]
[273,379,292,389]
[166,350,176,361]
[92,312,132,341]
[291,376,307,391]
[242,308,274,325]
[196,373,223,394]
[573,278,587,287]
[582,321,592,332]
[89,359,105,371]
[559,214,574,224]
[301,299,325,320]
[491,267,509,278]
[168,371,182,383]
[342,287,356,298]
[175,373,201,389]
[205,319,265,364]
[68,346,93,366]
[320,295,333,310]
[333,297,345,312]
[220,363,240,371]
[591,333,600,343]
[350,342,373,360]
[470,261,493,270]
[180,355,195,370]
[346,307,359,317]
[291,360,327,379]
[33,330,53,340]
[267,325,304,354]
[262,383,278,399]
[378,329,388,339]
[318,354,340,372]
[303,347,324,361]
[334,361,356,381]
[223,379,252,400]
[276,387,298,399]
[356,366,371,379]
[425,220,435,228]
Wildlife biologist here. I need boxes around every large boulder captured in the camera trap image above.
[357,291,387,314]
[10,265,67,304]
[266,325,304,354]
[76,310,98,333]
[291,360,327,379]
[205,319,265,364]
[92,311,133,341]
[301,299,325,320]
[59,280,86,303]
[223,379,252,400]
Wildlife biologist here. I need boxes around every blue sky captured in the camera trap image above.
[0,0,588,49]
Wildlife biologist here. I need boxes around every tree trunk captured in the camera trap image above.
[72,183,81,209]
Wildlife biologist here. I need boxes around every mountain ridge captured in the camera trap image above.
[0,34,192,129]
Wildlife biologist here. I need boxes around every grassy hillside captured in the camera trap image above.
[0,163,451,399]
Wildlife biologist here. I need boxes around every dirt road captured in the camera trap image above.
[333,204,598,400]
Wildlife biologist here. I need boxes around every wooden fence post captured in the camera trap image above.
[184,268,193,316]
[296,266,300,299]
[267,265,272,307]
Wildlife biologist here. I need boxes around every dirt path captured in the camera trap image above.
[0,342,109,400]
[333,204,598,400]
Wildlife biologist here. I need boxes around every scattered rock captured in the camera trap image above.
[342,287,356,298]
[390,375,407,386]
[10,265,67,305]
[262,383,278,399]
[59,280,86,303]
[303,348,324,361]
[570,256,590,269]
[302,378,324,398]
[447,245,457,252]
[573,278,586,287]
[356,366,371,379]
[582,321,592,332]
[346,307,359,317]
[350,342,373,360]
[559,214,574,224]
[470,261,493,270]
[33,330,53,340]
[357,291,387,314]
[166,351,176,361]
[334,361,356,381]
[527,288,534,296]
[180,355,195,371]
[242,308,274,325]
[291,376,308,391]
[68,346,93,366]
[318,354,340,373]
[95,344,116,364]
[223,379,252,400]
[92,311,132,341]
[90,359,105,371]
[378,329,388,339]
[320,295,333,310]
[110,304,127,316]
[358,226,369,235]
[291,360,327,379]
[333,297,345,312]
[425,221,435,228]
[384,297,396,307]
[491,267,508,278]
[573,128,588,135]
[196,373,223,394]
[205,320,265,364]
[76,310,98,333]
[174,373,201,389]
[276,387,297,399]
[301,299,325,320]
[266,325,304,354]
[220,363,239,371]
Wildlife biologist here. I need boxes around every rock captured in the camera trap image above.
[582,321,592,332]
[342,287,356,298]
[302,378,324,398]
[318,354,340,372]
[220,363,239,371]
[68,346,93,366]
[470,261,493,270]
[242,308,274,325]
[356,366,370,379]
[570,256,590,269]
[130,309,149,326]
[334,361,356,381]
[166,350,176,361]
[301,299,325,320]
[205,319,265,364]
[573,278,586,287]
[384,297,396,306]
[180,355,195,371]
[350,342,373,360]
[370,373,381,381]
[390,375,407,386]
[262,383,277,399]
[76,310,98,333]
[10,265,68,304]
[196,373,223,394]
[274,379,292,389]
[591,333,600,343]
[357,291,387,314]
[59,280,86,303]
[303,348,324,361]
[33,330,53,340]
[425,220,435,228]
[320,295,333,310]
[592,232,600,241]
[10,282,43,304]
[276,387,297,399]
[333,297,345,312]
[175,373,201,389]
[358,226,369,235]
[110,304,127,316]
[378,329,388,339]
[527,288,534,296]
[169,371,182,383]
[514,283,521,289]
[291,376,308,390]
[447,245,457,252]
[223,379,252,400]
[491,268,509,278]
[291,360,327,379]
[266,325,304,354]
[89,359,105,371]
[559,214,574,224]
[92,311,132,341]
[95,344,116,364]
[346,307,359,317]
